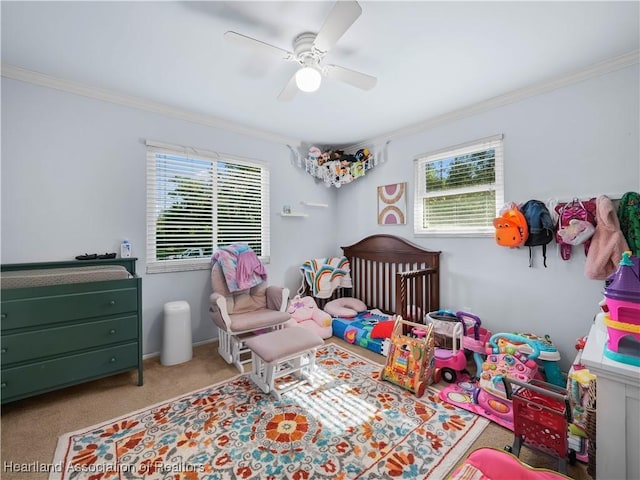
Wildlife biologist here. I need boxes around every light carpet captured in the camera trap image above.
[51,344,488,479]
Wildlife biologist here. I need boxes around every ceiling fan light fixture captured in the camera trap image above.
[295,66,322,92]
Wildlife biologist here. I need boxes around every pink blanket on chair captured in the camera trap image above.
[213,243,266,292]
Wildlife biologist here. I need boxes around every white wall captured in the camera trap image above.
[2,64,638,370]
[1,78,338,355]
[336,65,640,371]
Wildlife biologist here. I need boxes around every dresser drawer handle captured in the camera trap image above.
[109,329,116,335]
[109,300,116,306]
[1,382,6,388]
[1,348,7,354]
[110,357,117,363]
[1,313,7,319]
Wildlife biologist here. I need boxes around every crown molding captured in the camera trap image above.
[1,64,301,148]
[350,49,640,151]
[3,49,638,152]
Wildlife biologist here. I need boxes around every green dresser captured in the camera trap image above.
[1,258,143,404]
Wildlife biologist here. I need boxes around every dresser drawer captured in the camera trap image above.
[1,343,138,403]
[1,287,137,331]
[1,315,138,365]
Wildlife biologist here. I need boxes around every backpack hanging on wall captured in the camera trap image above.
[554,198,597,261]
[494,203,528,248]
[617,191,640,256]
[520,199,556,267]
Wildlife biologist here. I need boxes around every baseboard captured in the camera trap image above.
[142,337,218,361]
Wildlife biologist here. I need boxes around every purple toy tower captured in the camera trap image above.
[603,251,640,366]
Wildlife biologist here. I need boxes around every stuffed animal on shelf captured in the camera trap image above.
[355,148,370,161]
[285,295,333,339]
[319,151,331,166]
[308,146,321,161]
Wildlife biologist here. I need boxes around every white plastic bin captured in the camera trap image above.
[161,301,193,366]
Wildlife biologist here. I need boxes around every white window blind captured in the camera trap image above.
[146,142,270,273]
[413,134,504,236]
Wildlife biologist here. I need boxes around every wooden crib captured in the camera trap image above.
[305,234,441,322]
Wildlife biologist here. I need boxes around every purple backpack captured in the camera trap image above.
[554,198,597,261]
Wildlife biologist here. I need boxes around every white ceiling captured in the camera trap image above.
[2,1,639,146]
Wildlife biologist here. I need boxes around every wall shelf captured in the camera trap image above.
[279,212,308,217]
[301,201,328,208]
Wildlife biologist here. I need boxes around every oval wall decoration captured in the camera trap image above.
[378,182,407,225]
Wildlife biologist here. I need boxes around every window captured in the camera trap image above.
[413,134,504,236]
[146,141,270,273]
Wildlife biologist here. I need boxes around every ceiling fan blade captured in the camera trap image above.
[313,1,362,53]
[224,31,294,61]
[324,64,377,90]
[277,73,298,102]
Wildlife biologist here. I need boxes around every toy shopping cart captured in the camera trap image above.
[503,377,576,474]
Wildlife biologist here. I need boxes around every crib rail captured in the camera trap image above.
[396,268,439,321]
[301,235,441,319]
[348,259,438,317]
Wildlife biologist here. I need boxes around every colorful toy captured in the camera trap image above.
[448,447,573,480]
[308,146,321,161]
[497,332,564,386]
[473,333,541,422]
[422,314,467,383]
[286,295,333,339]
[566,360,596,438]
[380,316,436,397]
[456,311,492,379]
[602,251,640,365]
[303,148,375,188]
[355,148,370,161]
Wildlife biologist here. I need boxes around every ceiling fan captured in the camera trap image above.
[224,1,377,101]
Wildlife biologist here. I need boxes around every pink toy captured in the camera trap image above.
[457,311,492,379]
[448,447,572,480]
[458,312,492,353]
[473,333,541,422]
[434,334,467,384]
[602,252,640,365]
[423,313,467,383]
[286,295,333,339]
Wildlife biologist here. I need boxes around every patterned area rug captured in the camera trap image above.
[51,344,488,480]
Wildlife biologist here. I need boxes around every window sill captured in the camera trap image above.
[147,260,211,274]
[147,254,271,274]
[413,230,494,238]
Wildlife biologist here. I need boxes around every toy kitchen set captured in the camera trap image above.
[582,251,640,480]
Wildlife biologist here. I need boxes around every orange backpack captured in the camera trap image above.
[494,205,529,247]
